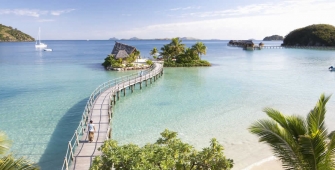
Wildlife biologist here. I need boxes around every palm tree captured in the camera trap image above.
[169,37,185,58]
[249,94,335,170]
[192,42,207,60]
[176,48,197,63]
[160,44,173,61]
[0,131,39,170]
[150,47,158,60]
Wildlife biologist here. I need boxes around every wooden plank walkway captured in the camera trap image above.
[62,63,163,170]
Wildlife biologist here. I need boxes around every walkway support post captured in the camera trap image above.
[69,141,74,161]
[75,130,79,146]
[64,157,68,170]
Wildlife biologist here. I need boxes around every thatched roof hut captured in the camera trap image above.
[259,42,264,46]
[111,42,137,59]
[115,50,129,59]
[244,40,254,47]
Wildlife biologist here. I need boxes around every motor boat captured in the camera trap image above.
[329,66,335,71]
[44,48,53,52]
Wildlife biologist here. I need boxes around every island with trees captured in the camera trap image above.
[282,24,335,46]
[0,24,35,42]
[263,35,284,41]
[102,42,153,71]
[150,37,211,67]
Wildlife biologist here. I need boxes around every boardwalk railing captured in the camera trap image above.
[61,63,163,170]
[262,45,335,50]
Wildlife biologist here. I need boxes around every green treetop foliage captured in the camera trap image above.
[0,24,35,42]
[191,42,207,60]
[249,94,335,170]
[169,37,186,58]
[150,47,159,59]
[0,130,39,170]
[90,129,233,170]
[283,24,335,46]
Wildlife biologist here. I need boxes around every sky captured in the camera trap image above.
[0,0,334,40]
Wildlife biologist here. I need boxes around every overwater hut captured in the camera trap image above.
[244,41,255,50]
[111,41,138,60]
[259,42,264,48]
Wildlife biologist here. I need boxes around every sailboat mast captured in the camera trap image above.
[39,27,41,44]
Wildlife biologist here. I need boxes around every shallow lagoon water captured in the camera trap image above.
[1,40,335,169]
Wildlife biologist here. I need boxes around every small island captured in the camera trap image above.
[102,42,153,71]
[263,35,284,41]
[282,24,335,46]
[151,37,210,67]
[0,24,35,42]
[102,38,211,70]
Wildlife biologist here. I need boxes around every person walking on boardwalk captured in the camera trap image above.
[88,120,96,143]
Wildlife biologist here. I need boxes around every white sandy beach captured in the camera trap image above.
[244,157,283,170]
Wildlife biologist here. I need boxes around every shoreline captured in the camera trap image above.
[243,156,283,170]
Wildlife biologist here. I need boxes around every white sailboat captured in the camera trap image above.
[35,27,47,48]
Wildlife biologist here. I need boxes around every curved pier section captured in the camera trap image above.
[61,63,163,170]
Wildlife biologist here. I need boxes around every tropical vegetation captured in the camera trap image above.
[90,129,233,170]
[155,37,211,67]
[102,50,141,69]
[282,24,335,46]
[0,130,39,170]
[149,47,158,60]
[0,24,35,42]
[249,94,335,170]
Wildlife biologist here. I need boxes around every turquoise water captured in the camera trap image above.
[1,40,335,169]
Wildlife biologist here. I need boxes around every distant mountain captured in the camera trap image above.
[263,35,284,41]
[109,37,118,40]
[248,38,256,41]
[179,37,200,40]
[0,24,35,42]
[120,37,141,40]
[116,37,201,41]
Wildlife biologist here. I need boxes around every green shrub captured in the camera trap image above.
[91,129,233,170]
[146,60,153,66]
[163,60,211,67]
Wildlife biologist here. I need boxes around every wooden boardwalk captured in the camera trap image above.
[62,63,163,170]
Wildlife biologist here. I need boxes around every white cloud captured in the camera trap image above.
[0,9,47,17]
[50,9,75,16]
[0,8,75,17]
[117,0,335,39]
[180,0,335,18]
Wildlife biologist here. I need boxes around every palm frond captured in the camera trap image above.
[299,131,328,170]
[324,131,335,169]
[0,131,12,155]
[307,94,331,136]
[0,154,39,170]
[286,115,307,142]
[249,120,302,168]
